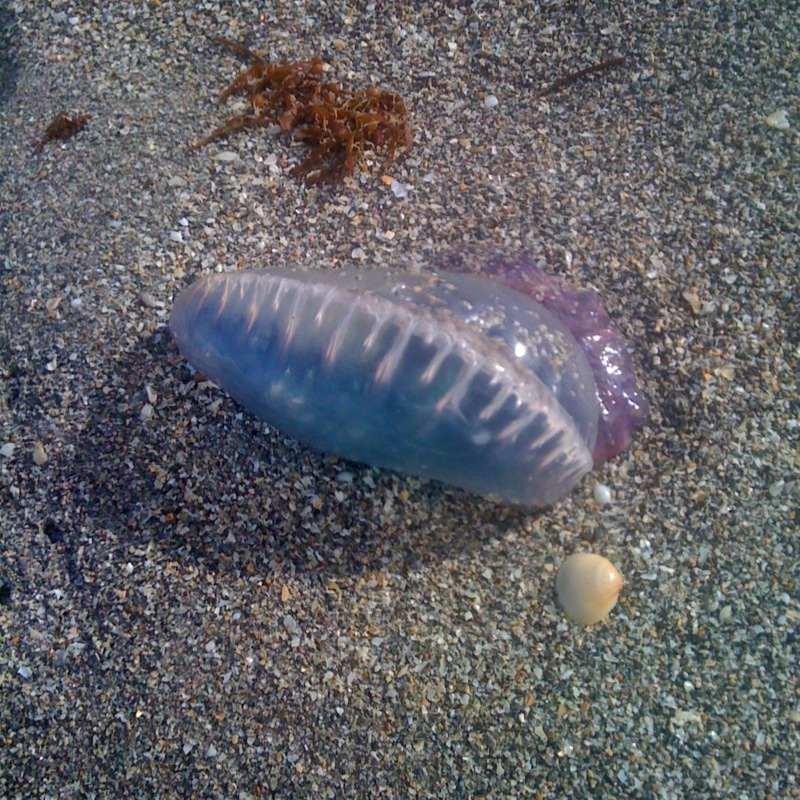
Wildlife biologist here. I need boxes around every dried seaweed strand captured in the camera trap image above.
[537,56,625,99]
[210,35,266,65]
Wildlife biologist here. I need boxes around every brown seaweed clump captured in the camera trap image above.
[33,111,90,153]
[191,38,412,185]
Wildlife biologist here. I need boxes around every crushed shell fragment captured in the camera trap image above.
[33,441,48,466]
[556,552,623,626]
[765,109,790,131]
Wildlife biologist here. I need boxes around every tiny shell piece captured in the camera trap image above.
[33,441,48,466]
[556,552,623,626]
[765,109,790,131]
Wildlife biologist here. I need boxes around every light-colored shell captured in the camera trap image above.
[556,552,623,626]
[33,441,48,466]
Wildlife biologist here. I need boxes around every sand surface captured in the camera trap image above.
[1,2,797,797]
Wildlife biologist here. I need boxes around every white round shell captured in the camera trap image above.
[593,482,613,505]
[556,552,623,626]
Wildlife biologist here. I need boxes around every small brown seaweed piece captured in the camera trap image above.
[192,39,412,185]
[33,111,90,153]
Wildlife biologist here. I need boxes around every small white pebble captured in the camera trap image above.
[768,479,784,498]
[140,403,154,421]
[765,109,790,131]
[283,614,298,633]
[593,482,613,505]
[0,442,15,458]
[18,665,32,679]
[556,552,623,626]
[33,441,48,466]
[484,94,499,109]
[390,179,409,198]
[351,247,366,260]
[169,231,183,243]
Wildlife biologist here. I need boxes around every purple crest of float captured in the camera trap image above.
[479,253,649,464]
[169,259,647,508]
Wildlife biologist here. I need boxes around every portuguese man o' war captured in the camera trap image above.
[170,256,647,508]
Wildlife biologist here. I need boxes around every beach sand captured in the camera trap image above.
[1,2,797,797]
